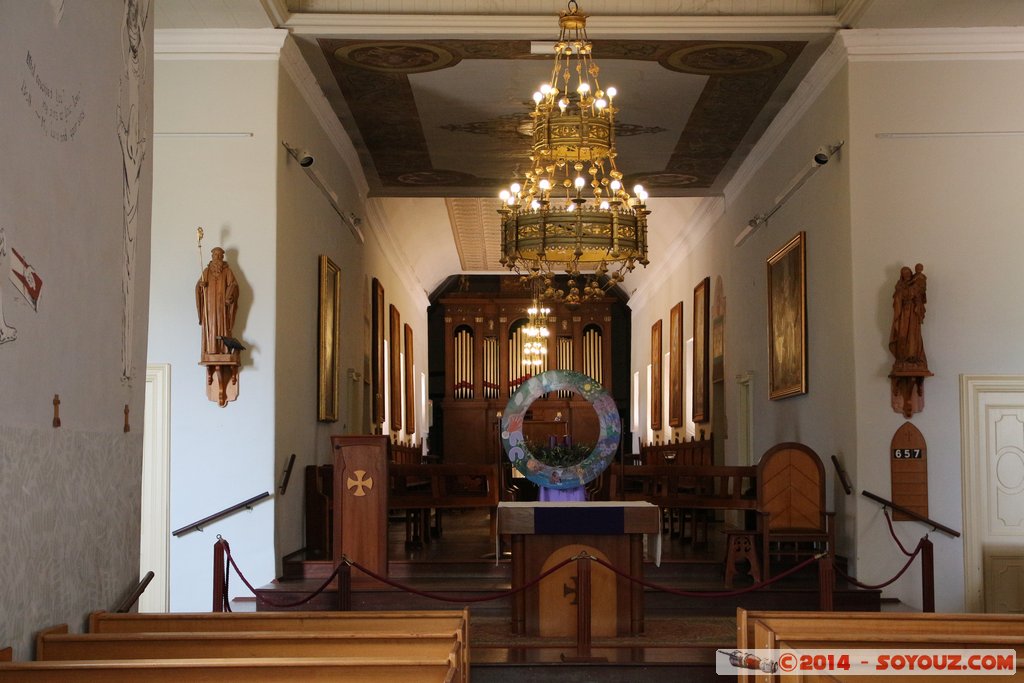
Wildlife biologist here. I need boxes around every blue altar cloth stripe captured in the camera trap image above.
[534,506,624,534]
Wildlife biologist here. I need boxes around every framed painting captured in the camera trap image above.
[317,255,341,422]
[693,277,710,423]
[712,275,725,384]
[404,323,415,434]
[650,319,662,431]
[390,304,402,431]
[668,302,684,428]
[372,278,384,427]
[767,231,808,400]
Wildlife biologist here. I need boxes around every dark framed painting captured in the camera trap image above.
[389,304,402,431]
[372,278,384,427]
[693,277,710,423]
[668,302,684,428]
[317,255,341,422]
[712,275,725,384]
[404,323,415,435]
[651,319,662,431]
[767,231,808,400]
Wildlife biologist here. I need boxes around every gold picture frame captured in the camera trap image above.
[404,323,415,434]
[317,255,341,422]
[693,277,710,423]
[390,304,402,432]
[372,278,385,427]
[767,231,808,400]
[651,319,662,431]
[668,302,684,428]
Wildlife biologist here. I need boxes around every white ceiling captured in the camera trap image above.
[155,0,1024,299]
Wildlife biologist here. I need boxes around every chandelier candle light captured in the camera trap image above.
[498,0,650,307]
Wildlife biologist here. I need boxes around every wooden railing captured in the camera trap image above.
[172,491,271,537]
[861,490,961,613]
[861,490,960,537]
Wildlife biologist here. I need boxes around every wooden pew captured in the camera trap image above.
[612,463,756,542]
[735,609,1024,682]
[0,656,459,682]
[37,624,463,662]
[88,608,469,682]
[88,608,468,636]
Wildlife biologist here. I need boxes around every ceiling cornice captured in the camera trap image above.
[259,0,292,27]
[625,196,725,312]
[841,27,1024,60]
[363,199,432,311]
[626,32,848,307]
[154,28,287,59]
[283,13,839,38]
[279,37,369,199]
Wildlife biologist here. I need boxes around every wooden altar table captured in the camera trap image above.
[497,501,660,637]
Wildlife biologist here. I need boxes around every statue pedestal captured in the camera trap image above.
[200,354,240,406]
[889,368,933,418]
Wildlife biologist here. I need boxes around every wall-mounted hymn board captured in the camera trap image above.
[890,422,928,521]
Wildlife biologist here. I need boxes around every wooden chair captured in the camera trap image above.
[756,442,834,580]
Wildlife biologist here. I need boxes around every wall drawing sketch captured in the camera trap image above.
[0,228,16,344]
[117,0,150,379]
[0,227,43,346]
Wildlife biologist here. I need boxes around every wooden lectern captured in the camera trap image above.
[498,501,660,638]
[330,435,388,586]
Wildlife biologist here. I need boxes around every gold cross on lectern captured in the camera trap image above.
[346,470,373,497]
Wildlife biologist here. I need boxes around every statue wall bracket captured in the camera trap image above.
[889,369,932,419]
[201,353,240,407]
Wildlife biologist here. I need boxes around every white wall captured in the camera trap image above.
[847,32,1024,611]
[629,46,860,583]
[150,37,281,611]
[0,0,151,658]
[272,49,370,562]
[630,62,855,472]
[629,28,1024,612]
[150,31,434,604]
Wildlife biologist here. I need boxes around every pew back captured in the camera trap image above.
[736,609,1024,682]
[37,627,463,663]
[0,656,458,682]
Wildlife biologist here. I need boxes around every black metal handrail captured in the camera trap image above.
[172,491,271,537]
[861,490,960,538]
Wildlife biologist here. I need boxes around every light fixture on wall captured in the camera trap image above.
[497,1,650,307]
[282,141,365,244]
[734,141,845,247]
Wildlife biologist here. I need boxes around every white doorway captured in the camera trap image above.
[961,374,1024,612]
[140,363,171,612]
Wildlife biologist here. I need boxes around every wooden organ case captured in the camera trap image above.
[438,279,618,466]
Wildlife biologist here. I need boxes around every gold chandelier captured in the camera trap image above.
[522,298,551,367]
[498,0,650,307]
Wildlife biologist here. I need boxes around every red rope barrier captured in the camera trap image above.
[833,539,924,590]
[884,509,917,557]
[587,552,822,598]
[216,536,831,608]
[220,538,350,610]
[341,554,578,603]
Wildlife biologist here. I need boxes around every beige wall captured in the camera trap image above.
[848,44,1024,611]
[0,1,152,658]
[150,40,281,611]
[150,31,433,604]
[630,29,1024,612]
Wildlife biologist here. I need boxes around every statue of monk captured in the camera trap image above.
[196,247,239,361]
